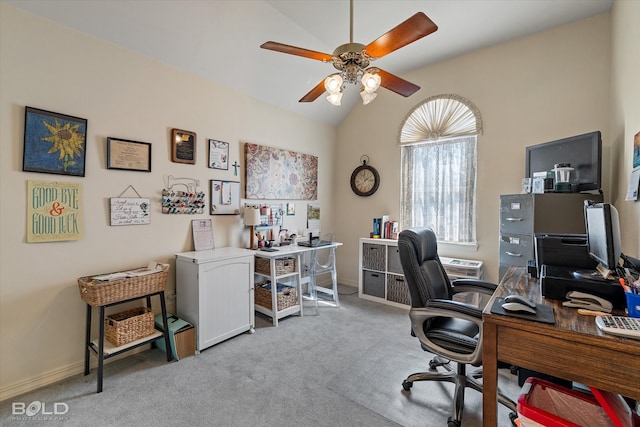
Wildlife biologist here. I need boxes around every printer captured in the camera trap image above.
[535,233,626,309]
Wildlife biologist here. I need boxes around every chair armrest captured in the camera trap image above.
[451,279,497,296]
[409,301,484,365]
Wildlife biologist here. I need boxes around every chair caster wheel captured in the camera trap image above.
[402,380,412,391]
[509,411,519,426]
[447,417,461,427]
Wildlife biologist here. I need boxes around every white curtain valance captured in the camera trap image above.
[399,94,482,146]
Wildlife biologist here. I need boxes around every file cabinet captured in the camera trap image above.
[498,193,602,280]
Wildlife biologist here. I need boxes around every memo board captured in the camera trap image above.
[210,180,240,215]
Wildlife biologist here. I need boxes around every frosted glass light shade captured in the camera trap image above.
[326,92,343,106]
[324,74,343,94]
[361,72,381,93]
[360,89,377,105]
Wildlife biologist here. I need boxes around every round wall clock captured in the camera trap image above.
[350,157,380,197]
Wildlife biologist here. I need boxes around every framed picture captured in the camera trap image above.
[286,203,295,215]
[107,137,151,172]
[171,128,196,164]
[210,180,240,215]
[23,106,87,177]
[208,139,229,170]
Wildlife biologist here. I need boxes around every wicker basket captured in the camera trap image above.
[105,307,155,346]
[255,281,297,311]
[255,257,296,276]
[77,264,169,307]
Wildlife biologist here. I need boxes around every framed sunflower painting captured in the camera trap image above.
[23,106,87,177]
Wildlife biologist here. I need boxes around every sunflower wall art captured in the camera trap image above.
[23,106,87,177]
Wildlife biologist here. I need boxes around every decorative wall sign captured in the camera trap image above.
[27,180,83,242]
[110,198,150,225]
[107,137,151,172]
[245,143,318,200]
[23,106,87,177]
[210,180,240,215]
[208,139,229,170]
[171,128,196,164]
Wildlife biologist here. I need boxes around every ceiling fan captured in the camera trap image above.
[260,0,438,106]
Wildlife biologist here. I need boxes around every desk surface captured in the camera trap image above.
[482,267,640,426]
[252,242,342,258]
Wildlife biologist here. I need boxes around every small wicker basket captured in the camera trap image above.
[254,281,297,311]
[105,307,155,347]
[255,257,296,276]
[77,265,169,307]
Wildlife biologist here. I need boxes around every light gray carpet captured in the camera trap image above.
[0,287,520,426]
[327,338,520,427]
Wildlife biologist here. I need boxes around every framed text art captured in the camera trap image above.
[208,139,229,170]
[171,128,196,164]
[27,180,83,242]
[23,106,87,177]
[110,198,151,225]
[107,137,151,172]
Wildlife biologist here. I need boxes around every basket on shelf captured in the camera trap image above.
[77,264,170,307]
[105,307,155,347]
[254,281,297,311]
[255,257,296,276]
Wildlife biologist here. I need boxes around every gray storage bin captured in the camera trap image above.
[387,245,403,274]
[387,274,409,305]
[363,270,385,298]
[362,243,386,271]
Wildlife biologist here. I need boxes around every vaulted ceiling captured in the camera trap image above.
[4,0,614,126]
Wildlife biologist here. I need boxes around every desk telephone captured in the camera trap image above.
[562,291,613,313]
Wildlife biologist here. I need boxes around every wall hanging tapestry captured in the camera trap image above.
[245,143,317,200]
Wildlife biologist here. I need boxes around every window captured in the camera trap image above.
[399,95,482,244]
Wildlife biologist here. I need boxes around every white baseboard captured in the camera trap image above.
[0,360,84,402]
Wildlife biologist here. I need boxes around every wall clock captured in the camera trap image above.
[350,156,380,197]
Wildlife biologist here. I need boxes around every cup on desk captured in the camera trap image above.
[625,292,640,318]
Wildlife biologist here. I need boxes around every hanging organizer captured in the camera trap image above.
[162,175,205,214]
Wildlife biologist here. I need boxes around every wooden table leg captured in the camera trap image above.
[482,322,498,427]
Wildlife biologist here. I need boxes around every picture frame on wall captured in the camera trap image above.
[107,137,152,172]
[208,139,229,170]
[23,106,88,177]
[171,128,196,164]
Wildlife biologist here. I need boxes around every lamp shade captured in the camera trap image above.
[244,207,261,226]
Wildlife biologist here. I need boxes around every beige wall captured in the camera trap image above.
[1,1,639,400]
[0,4,336,399]
[334,13,616,286]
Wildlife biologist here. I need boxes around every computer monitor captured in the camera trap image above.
[584,201,622,271]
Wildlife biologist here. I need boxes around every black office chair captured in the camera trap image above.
[398,227,516,427]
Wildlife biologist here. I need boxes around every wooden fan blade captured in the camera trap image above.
[365,12,438,59]
[299,80,327,102]
[260,41,333,62]
[375,68,420,97]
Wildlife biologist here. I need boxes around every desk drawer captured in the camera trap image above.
[500,195,533,235]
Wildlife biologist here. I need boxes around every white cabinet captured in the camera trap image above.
[358,238,410,308]
[176,247,255,352]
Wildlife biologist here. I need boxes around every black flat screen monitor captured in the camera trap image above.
[525,131,602,192]
[584,201,621,270]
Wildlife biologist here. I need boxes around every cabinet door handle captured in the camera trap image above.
[505,251,522,257]
[505,217,523,222]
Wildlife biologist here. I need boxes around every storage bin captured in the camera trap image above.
[254,281,297,311]
[387,274,409,305]
[363,270,385,298]
[154,314,194,360]
[105,307,155,346]
[362,243,386,271]
[625,292,640,318]
[255,257,296,276]
[517,378,614,427]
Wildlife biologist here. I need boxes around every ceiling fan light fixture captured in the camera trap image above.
[361,72,381,93]
[324,74,343,94]
[327,92,343,106]
[360,88,377,105]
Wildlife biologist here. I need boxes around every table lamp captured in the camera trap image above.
[244,207,261,249]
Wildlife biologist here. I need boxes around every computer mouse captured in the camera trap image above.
[501,302,537,315]
[504,294,536,309]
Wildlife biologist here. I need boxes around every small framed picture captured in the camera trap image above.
[171,128,196,164]
[286,202,295,216]
[23,106,87,177]
[107,137,151,172]
[521,178,531,194]
[532,177,545,194]
[208,139,229,170]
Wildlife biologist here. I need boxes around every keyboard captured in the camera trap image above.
[595,315,640,340]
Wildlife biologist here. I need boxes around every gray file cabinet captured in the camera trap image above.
[498,193,602,280]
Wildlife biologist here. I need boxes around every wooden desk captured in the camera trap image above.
[482,267,640,426]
